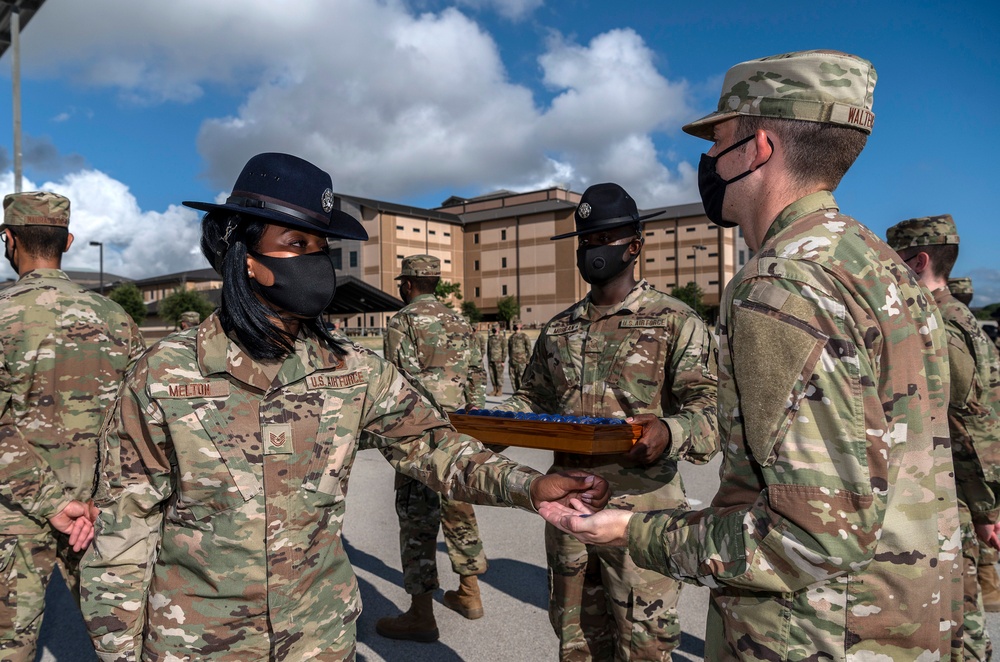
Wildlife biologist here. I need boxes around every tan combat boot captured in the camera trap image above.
[443,575,484,620]
[375,592,439,642]
[979,563,1000,612]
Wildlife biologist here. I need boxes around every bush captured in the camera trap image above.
[159,288,216,327]
[108,282,147,326]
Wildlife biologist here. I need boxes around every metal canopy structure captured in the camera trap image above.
[326,275,403,315]
[0,1,45,58]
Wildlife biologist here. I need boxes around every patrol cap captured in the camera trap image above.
[886,214,959,251]
[948,277,973,296]
[180,311,201,325]
[2,191,70,229]
[683,50,877,140]
[551,183,663,241]
[183,152,368,241]
[395,254,441,280]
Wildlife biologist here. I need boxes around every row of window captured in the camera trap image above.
[395,225,452,237]
[330,248,357,269]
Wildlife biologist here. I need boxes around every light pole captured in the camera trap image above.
[89,241,103,294]
[691,244,706,287]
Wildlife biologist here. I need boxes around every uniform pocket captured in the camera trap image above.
[606,327,669,411]
[0,536,17,631]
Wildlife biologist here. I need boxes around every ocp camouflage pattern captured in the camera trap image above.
[0,268,144,658]
[507,330,533,392]
[626,191,963,660]
[80,313,540,661]
[384,292,488,594]
[498,279,719,660]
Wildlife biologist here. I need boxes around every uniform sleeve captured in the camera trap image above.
[949,325,1000,525]
[362,359,539,510]
[467,336,487,409]
[80,366,173,662]
[0,340,73,522]
[659,314,719,465]
[628,273,885,594]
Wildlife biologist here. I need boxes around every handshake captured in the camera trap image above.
[50,500,99,553]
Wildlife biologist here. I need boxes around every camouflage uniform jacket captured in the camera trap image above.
[627,192,961,659]
[499,279,719,475]
[0,269,145,534]
[487,331,507,363]
[383,293,486,413]
[508,331,533,364]
[80,313,538,661]
[935,286,1000,525]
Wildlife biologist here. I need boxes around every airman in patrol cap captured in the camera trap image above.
[495,181,720,660]
[0,191,145,660]
[888,214,1000,654]
[179,311,201,330]
[949,277,974,306]
[377,254,491,641]
[540,51,965,660]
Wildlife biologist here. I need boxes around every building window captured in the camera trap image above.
[502,285,508,295]
[665,256,675,261]
[444,231,451,237]
[739,250,745,264]
[474,260,480,271]
[444,259,451,264]
[501,257,507,268]
[474,233,480,244]
[645,258,654,263]
[413,228,420,233]
[686,227,696,232]
[708,252,718,257]
[396,254,404,260]
[526,307,532,313]
[709,280,719,285]
[396,225,404,231]
[349,251,358,268]
[475,286,480,297]
[331,247,343,269]
[645,231,654,236]
[665,229,674,234]
[429,230,436,235]
[501,230,507,241]
[667,282,675,288]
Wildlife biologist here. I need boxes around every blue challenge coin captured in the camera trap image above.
[455,408,466,415]
[501,411,517,418]
[551,415,568,423]
[537,414,554,422]
[514,412,531,420]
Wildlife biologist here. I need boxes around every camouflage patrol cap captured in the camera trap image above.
[395,254,441,280]
[683,50,877,140]
[180,311,201,325]
[886,214,959,251]
[948,277,972,296]
[2,191,71,229]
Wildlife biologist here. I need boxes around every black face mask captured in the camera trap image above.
[697,134,772,228]
[3,234,17,274]
[576,240,635,285]
[249,250,337,319]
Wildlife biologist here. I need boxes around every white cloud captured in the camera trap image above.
[18,0,698,212]
[453,0,544,20]
[0,170,206,282]
[967,268,1000,308]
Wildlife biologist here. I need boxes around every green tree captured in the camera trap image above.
[461,300,483,324]
[109,282,147,326]
[435,279,463,310]
[160,288,216,327]
[670,281,707,320]
[974,302,1000,321]
[496,296,520,324]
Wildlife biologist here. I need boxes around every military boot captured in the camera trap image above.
[375,592,439,642]
[979,563,1000,612]
[443,575,484,620]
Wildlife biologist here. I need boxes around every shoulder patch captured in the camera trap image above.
[153,381,230,399]
[746,281,814,323]
[306,371,366,390]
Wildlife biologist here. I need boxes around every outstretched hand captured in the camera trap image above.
[976,522,1000,550]
[49,500,98,553]
[623,414,670,465]
[529,470,610,510]
[537,498,632,547]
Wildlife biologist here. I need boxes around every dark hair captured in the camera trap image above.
[200,211,346,361]
[899,244,959,281]
[6,225,68,260]
[736,115,868,191]
[403,275,440,296]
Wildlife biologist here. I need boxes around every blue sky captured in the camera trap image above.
[1,0,998,304]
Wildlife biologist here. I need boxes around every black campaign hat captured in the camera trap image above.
[183,152,368,241]
[551,182,663,241]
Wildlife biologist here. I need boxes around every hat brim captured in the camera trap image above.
[550,209,666,241]
[182,200,369,241]
[682,110,738,141]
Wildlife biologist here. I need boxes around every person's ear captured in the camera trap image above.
[65,232,75,253]
[749,130,773,171]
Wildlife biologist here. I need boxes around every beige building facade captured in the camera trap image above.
[332,186,748,329]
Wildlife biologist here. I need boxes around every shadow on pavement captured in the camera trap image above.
[37,568,97,662]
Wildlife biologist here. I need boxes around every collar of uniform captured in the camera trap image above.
[574,279,650,322]
[760,190,840,248]
[410,293,437,304]
[197,313,342,391]
[930,285,952,309]
[18,268,70,282]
